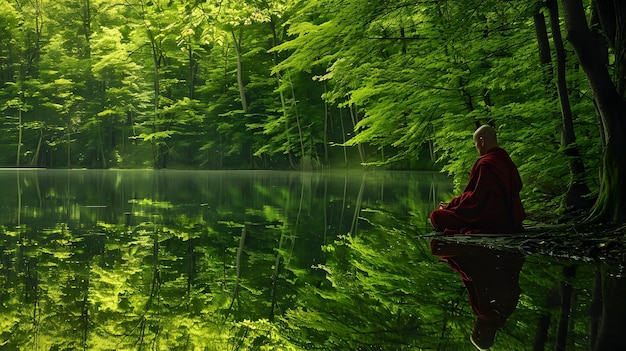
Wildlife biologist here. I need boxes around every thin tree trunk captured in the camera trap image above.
[269,245,281,322]
[30,129,43,166]
[148,30,161,169]
[81,293,89,350]
[188,38,195,99]
[339,107,348,168]
[276,72,294,165]
[547,0,592,211]
[590,268,602,348]
[532,287,560,351]
[187,239,195,296]
[81,0,108,169]
[286,75,306,168]
[67,120,71,168]
[534,11,552,85]
[231,29,248,113]
[16,171,22,226]
[349,104,366,165]
[128,0,163,169]
[98,124,107,168]
[229,226,246,311]
[268,19,295,167]
[323,85,329,166]
[349,173,365,236]
[17,108,22,167]
[340,172,347,232]
[556,265,576,351]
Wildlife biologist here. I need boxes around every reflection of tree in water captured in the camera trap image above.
[591,261,626,351]
[2,170,625,349]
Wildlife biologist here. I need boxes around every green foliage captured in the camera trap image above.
[0,0,612,216]
[0,170,609,349]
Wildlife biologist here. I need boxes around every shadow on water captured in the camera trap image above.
[0,169,624,350]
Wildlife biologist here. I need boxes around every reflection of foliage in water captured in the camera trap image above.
[280,216,599,350]
[0,170,609,349]
[280,211,446,350]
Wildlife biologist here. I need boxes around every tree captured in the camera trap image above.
[560,0,626,224]
[544,0,593,212]
[91,26,153,166]
[0,0,44,167]
[123,0,187,168]
[47,0,112,168]
[0,3,26,166]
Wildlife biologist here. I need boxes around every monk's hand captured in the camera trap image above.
[438,201,447,209]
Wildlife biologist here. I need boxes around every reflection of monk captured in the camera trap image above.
[430,125,525,234]
[430,239,525,350]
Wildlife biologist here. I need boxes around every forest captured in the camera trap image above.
[0,0,625,224]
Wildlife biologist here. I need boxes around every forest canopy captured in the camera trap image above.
[1,0,625,223]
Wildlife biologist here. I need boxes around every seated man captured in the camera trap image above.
[430,125,525,234]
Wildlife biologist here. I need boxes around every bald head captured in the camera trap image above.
[473,125,499,155]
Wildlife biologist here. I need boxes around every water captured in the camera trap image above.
[0,169,622,350]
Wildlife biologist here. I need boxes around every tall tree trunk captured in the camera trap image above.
[592,0,626,97]
[187,36,195,99]
[560,0,626,224]
[269,18,296,167]
[127,0,164,169]
[556,265,576,351]
[547,0,592,212]
[228,226,246,312]
[534,10,553,88]
[15,0,44,167]
[590,268,603,347]
[84,0,107,168]
[349,173,365,235]
[349,104,366,165]
[533,287,559,351]
[593,262,626,350]
[231,29,248,113]
[287,75,307,168]
[17,108,22,167]
[148,29,162,169]
[339,107,348,168]
[323,85,329,166]
[30,129,43,167]
[67,119,72,168]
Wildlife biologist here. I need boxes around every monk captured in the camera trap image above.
[430,125,525,234]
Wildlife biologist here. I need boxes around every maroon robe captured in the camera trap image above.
[430,147,525,234]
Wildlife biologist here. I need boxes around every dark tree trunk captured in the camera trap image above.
[533,10,553,89]
[556,265,576,351]
[547,0,593,212]
[592,0,626,97]
[590,268,603,347]
[593,262,626,350]
[560,0,626,224]
[533,287,559,351]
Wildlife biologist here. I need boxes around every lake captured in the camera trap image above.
[0,169,622,350]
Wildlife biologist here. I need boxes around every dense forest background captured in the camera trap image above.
[1,0,625,220]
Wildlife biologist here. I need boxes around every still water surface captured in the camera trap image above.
[0,170,622,350]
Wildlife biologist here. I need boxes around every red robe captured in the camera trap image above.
[430,147,525,234]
